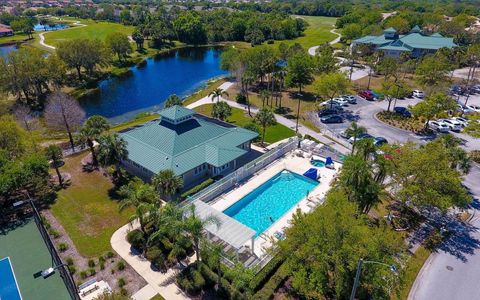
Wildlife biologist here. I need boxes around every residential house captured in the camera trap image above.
[0,24,13,37]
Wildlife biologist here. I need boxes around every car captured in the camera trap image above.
[393,106,412,118]
[466,104,480,113]
[440,119,462,131]
[320,115,343,124]
[318,108,340,117]
[456,104,475,114]
[412,90,425,98]
[333,97,349,106]
[450,117,469,127]
[374,137,388,147]
[450,85,465,95]
[343,95,357,104]
[428,120,450,133]
[358,90,375,101]
[348,133,373,144]
[340,130,351,139]
[322,99,343,109]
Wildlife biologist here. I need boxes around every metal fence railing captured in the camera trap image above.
[31,202,79,300]
[186,137,299,204]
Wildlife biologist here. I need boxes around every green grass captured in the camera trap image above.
[194,104,295,144]
[393,246,431,300]
[281,16,337,49]
[0,33,31,44]
[149,295,166,300]
[44,19,134,47]
[50,152,133,258]
[182,78,227,106]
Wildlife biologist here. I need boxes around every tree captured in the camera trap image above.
[380,80,409,112]
[244,27,265,46]
[279,191,403,299]
[377,57,399,81]
[212,101,232,121]
[105,32,132,62]
[209,88,229,103]
[183,204,220,264]
[96,133,128,174]
[342,23,362,42]
[132,30,145,50]
[415,54,451,89]
[384,16,410,33]
[44,92,85,152]
[345,121,366,154]
[285,52,314,94]
[152,169,183,201]
[254,108,276,145]
[314,72,350,109]
[79,115,110,166]
[10,18,34,39]
[410,92,457,130]
[164,94,182,108]
[13,104,38,132]
[314,45,338,74]
[45,144,64,186]
[463,114,480,138]
[173,12,207,45]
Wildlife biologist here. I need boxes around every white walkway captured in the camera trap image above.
[111,221,190,300]
[307,28,341,55]
[186,81,350,153]
[39,20,86,50]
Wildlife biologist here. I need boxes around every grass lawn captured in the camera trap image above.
[194,104,296,144]
[287,16,337,49]
[50,152,133,258]
[182,78,227,106]
[393,246,431,300]
[44,19,135,48]
[0,33,31,44]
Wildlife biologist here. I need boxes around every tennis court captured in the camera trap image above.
[0,218,71,300]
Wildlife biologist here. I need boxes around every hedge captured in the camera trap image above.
[250,254,284,292]
[181,178,215,199]
[254,263,289,299]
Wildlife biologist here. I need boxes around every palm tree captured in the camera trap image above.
[259,89,271,107]
[254,108,276,146]
[354,138,377,161]
[183,204,220,265]
[164,94,182,108]
[97,133,128,174]
[242,73,255,116]
[345,122,366,154]
[79,115,110,166]
[203,240,224,290]
[152,169,183,201]
[209,88,229,103]
[212,101,232,121]
[118,178,160,210]
[45,144,64,186]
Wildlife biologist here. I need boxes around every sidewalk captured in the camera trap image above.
[186,81,350,154]
[110,221,190,300]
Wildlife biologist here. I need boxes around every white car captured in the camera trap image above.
[466,104,480,113]
[333,97,349,106]
[440,119,462,131]
[428,120,450,133]
[322,99,343,109]
[457,104,475,114]
[450,117,469,127]
[413,90,425,98]
[342,95,357,104]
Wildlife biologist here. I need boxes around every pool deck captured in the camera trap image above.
[211,151,340,257]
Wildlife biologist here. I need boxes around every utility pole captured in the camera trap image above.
[349,258,398,300]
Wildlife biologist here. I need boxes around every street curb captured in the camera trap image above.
[372,112,415,134]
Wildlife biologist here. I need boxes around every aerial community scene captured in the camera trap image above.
[1,0,480,299]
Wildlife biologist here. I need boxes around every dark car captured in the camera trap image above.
[318,108,340,117]
[394,106,412,118]
[374,137,388,146]
[320,115,343,124]
[358,90,375,101]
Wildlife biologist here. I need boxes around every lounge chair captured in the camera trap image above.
[274,231,286,240]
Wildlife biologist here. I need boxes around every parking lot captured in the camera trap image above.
[314,93,480,152]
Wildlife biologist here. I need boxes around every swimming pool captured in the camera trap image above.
[0,257,22,300]
[223,170,318,237]
[310,159,326,167]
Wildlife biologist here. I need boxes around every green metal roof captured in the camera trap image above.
[384,27,397,33]
[411,25,421,33]
[158,105,195,122]
[120,108,258,176]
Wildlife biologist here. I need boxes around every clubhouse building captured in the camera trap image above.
[119,105,258,188]
[352,26,457,58]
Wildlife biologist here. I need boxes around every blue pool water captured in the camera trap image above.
[80,47,227,123]
[0,257,22,300]
[224,170,318,236]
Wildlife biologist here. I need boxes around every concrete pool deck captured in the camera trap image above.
[210,152,339,257]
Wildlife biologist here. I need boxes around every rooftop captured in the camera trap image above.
[120,106,258,175]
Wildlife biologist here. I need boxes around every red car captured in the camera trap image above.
[358,90,375,101]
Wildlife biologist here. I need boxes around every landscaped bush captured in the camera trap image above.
[118,277,126,288]
[254,263,289,299]
[126,229,145,249]
[176,263,206,296]
[88,259,95,268]
[48,229,61,238]
[199,262,218,287]
[146,246,166,270]
[470,150,480,163]
[68,265,76,275]
[106,251,115,258]
[181,178,215,199]
[236,93,247,104]
[250,255,284,292]
[80,271,88,279]
[58,243,68,252]
[117,261,126,271]
[65,257,74,266]
[88,268,96,276]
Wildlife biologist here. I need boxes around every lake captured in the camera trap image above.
[80,47,228,123]
[0,44,18,58]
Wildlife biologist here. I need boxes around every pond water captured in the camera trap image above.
[0,44,18,58]
[34,23,69,31]
[80,47,227,123]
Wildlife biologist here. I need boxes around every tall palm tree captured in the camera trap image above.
[183,204,220,265]
[45,144,64,186]
[97,133,128,174]
[203,240,224,290]
[242,73,255,116]
[118,178,159,210]
[152,169,183,201]
[354,138,377,161]
[164,94,182,108]
[79,115,110,166]
[254,108,276,146]
[259,89,271,107]
[209,88,229,103]
[345,122,366,154]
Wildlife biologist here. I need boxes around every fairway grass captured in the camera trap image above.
[51,152,133,258]
[194,104,296,144]
[287,16,337,49]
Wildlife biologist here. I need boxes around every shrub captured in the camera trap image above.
[117,261,126,271]
[250,255,284,292]
[110,268,115,274]
[470,150,480,164]
[100,262,105,270]
[68,265,76,275]
[48,229,61,238]
[267,39,275,44]
[199,262,217,287]
[176,264,206,295]
[88,259,95,268]
[146,247,166,269]
[181,178,215,199]
[88,268,96,276]
[120,288,128,296]
[118,277,126,288]
[106,251,115,258]
[80,271,88,279]
[65,257,74,266]
[58,243,68,252]
[235,93,247,104]
[126,229,145,249]
[254,263,289,299]
[424,229,445,251]
[98,256,106,264]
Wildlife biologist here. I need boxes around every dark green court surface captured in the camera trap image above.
[0,218,71,300]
